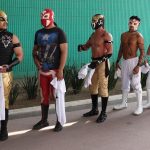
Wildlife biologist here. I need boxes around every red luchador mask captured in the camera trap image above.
[41,9,54,27]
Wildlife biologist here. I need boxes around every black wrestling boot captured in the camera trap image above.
[96,111,107,123]
[0,109,8,141]
[83,94,99,117]
[96,97,108,123]
[33,104,49,130]
[53,121,63,132]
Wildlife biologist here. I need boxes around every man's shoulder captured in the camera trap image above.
[136,31,143,38]
[55,27,65,33]
[104,31,113,39]
[35,28,44,34]
[122,31,128,35]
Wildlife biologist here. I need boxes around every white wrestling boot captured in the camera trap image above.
[113,91,128,110]
[143,89,150,109]
[133,91,143,115]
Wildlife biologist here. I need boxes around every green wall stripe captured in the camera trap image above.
[1,0,150,78]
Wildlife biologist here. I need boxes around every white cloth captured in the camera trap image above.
[84,68,95,88]
[114,68,121,79]
[141,63,150,74]
[78,63,90,79]
[50,77,66,126]
[0,73,5,120]
[78,63,95,88]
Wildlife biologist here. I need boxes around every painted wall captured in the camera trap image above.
[1,0,150,78]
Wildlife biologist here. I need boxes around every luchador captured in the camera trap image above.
[0,10,23,141]
[32,8,68,132]
[78,14,113,123]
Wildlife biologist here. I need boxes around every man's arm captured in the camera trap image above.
[116,44,123,63]
[12,35,23,62]
[137,34,145,66]
[132,34,145,74]
[116,35,123,63]
[32,45,41,70]
[104,32,113,57]
[3,34,23,71]
[78,33,93,52]
[57,42,68,80]
[147,45,150,55]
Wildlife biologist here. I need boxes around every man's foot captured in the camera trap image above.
[53,121,63,132]
[133,107,143,116]
[83,110,99,117]
[113,103,127,110]
[32,120,49,130]
[0,130,8,141]
[143,102,150,109]
[96,111,107,123]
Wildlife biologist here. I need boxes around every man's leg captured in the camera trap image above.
[0,109,8,141]
[131,67,143,115]
[96,97,108,123]
[133,90,143,115]
[0,72,13,141]
[32,104,49,130]
[113,90,128,110]
[53,119,63,132]
[114,59,131,110]
[143,89,150,108]
[83,94,99,117]
[143,74,150,108]
[33,74,50,130]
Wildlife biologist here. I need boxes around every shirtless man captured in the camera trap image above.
[113,16,144,115]
[78,14,113,123]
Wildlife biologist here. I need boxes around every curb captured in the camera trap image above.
[9,91,147,119]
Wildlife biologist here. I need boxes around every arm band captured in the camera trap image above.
[116,59,120,63]
[8,57,20,69]
[104,40,113,44]
[13,43,21,48]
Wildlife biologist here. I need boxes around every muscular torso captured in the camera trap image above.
[121,31,142,59]
[87,29,112,58]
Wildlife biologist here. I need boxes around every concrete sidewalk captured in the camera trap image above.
[1,91,150,150]
[9,91,147,119]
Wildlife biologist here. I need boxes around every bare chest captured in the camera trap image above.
[122,33,138,45]
[90,33,105,46]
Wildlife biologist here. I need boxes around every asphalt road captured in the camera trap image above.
[1,99,150,150]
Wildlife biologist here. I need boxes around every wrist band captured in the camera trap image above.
[116,59,120,63]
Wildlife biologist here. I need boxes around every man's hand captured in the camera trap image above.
[56,69,63,80]
[35,59,42,70]
[78,44,83,52]
[144,60,148,67]
[133,65,140,74]
[0,65,9,73]
[115,62,121,71]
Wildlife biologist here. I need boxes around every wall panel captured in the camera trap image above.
[1,0,150,78]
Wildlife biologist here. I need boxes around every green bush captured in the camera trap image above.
[108,63,118,91]
[70,65,84,94]
[9,83,20,105]
[20,74,38,100]
[64,65,72,91]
